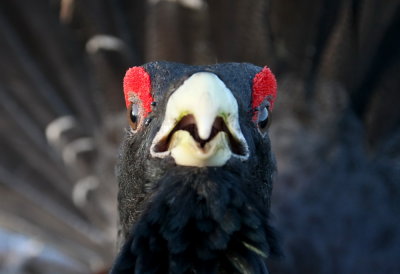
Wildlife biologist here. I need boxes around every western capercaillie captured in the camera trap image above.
[111,61,280,274]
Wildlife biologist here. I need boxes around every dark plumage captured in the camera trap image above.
[111,61,280,273]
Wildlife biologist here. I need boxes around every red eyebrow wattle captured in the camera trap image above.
[251,66,277,110]
[123,67,154,117]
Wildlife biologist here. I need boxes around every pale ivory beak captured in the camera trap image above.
[150,72,249,167]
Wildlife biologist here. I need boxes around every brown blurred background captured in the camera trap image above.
[0,0,399,273]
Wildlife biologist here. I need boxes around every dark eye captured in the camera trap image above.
[257,106,270,134]
[128,103,141,130]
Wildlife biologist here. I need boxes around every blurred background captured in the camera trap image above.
[0,0,399,273]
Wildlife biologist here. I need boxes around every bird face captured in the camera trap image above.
[123,62,276,168]
[114,62,279,273]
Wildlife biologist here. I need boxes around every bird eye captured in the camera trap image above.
[257,106,270,134]
[128,103,141,131]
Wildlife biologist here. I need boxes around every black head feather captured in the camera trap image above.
[112,61,280,274]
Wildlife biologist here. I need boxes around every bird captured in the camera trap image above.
[111,61,280,274]
[1,1,399,273]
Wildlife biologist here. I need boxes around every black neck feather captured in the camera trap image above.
[112,167,279,274]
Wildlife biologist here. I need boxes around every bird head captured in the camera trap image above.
[114,61,279,273]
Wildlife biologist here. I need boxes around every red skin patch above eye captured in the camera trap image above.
[123,67,154,117]
[252,66,277,111]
